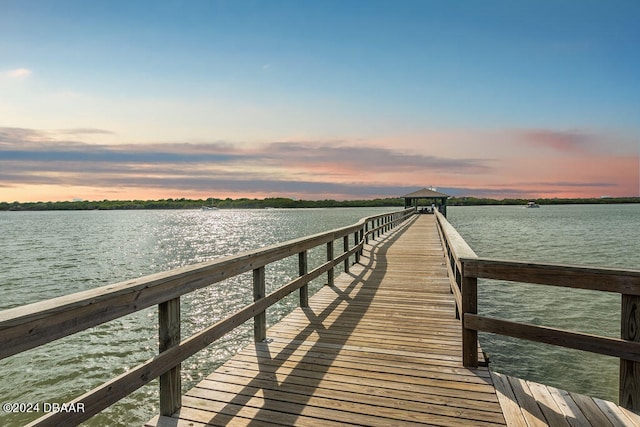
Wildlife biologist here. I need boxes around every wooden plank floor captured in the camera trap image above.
[147,215,505,426]
[146,214,639,426]
[492,372,640,427]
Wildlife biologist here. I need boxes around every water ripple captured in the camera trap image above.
[449,204,638,402]
[0,207,395,426]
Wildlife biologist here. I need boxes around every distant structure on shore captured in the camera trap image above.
[401,187,450,217]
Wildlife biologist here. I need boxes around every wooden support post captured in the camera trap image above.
[343,235,350,273]
[359,229,364,257]
[354,231,360,263]
[159,297,181,416]
[461,274,478,368]
[299,251,308,307]
[620,294,640,410]
[253,266,266,342]
[455,268,461,320]
[326,240,334,286]
[365,222,369,244]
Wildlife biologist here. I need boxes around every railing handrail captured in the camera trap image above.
[1,207,415,426]
[0,207,414,358]
[434,210,640,410]
[462,256,640,295]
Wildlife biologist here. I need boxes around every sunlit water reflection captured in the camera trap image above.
[0,207,395,426]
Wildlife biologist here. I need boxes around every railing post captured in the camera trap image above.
[454,262,461,320]
[365,222,369,244]
[253,266,266,342]
[343,235,350,273]
[620,294,640,410]
[159,297,181,416]
[354,231,360,263]
[299,251,308,307]
[327,240,334,286]
[461,268,478,368]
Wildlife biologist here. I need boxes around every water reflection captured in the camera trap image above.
[0,207,394,426]
[448,204,639,402]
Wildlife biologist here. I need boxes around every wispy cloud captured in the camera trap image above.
[517,129,594,153]
[1,126,637,201]
[0,127,491,199]
[1,68,32,79]
[258,142,490,174]
[54,128,116,136]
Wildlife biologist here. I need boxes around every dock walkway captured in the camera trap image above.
[147,215,640,426]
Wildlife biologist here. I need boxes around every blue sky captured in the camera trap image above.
[1,1,638,201]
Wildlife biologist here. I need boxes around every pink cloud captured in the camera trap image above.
[517,129,593,153]
[1,126,638,202]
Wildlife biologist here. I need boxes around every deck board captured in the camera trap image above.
[491,371,640,427]
[147,215,504,426]
[146,214,639,426]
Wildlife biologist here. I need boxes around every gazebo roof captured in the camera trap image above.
[401,187,450,199]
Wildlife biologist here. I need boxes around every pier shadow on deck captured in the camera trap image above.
[189,223,403,426]
[147,215,505,426]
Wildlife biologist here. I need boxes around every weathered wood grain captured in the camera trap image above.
[298,250,309,307]
[620,294,640,411]
[158,297,181,416]
[462,258,640,295]
[1,209,415,361]
[491,372,640,427]
[20,209,414,425]
[148,215,506,427]
[465,314,640,362]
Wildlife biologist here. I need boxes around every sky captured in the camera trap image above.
[1,0,639,202]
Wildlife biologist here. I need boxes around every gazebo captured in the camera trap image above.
[402,187,450,217]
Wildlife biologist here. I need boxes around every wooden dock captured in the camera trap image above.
[148,215,504,426]
[4,207,639,426]
[147,215,640,427]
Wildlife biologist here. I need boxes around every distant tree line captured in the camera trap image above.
[1,196,638,211]
[448,197,640,206]
[0,197,405,211]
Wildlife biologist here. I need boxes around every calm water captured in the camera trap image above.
[0,207,396,426]
[1,205,638,426]
[447,204,640,403]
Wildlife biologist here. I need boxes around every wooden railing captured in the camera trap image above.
[0,208,415,426]
[434,210,640,411]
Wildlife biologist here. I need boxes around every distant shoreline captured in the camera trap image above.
[1,196,639,211]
